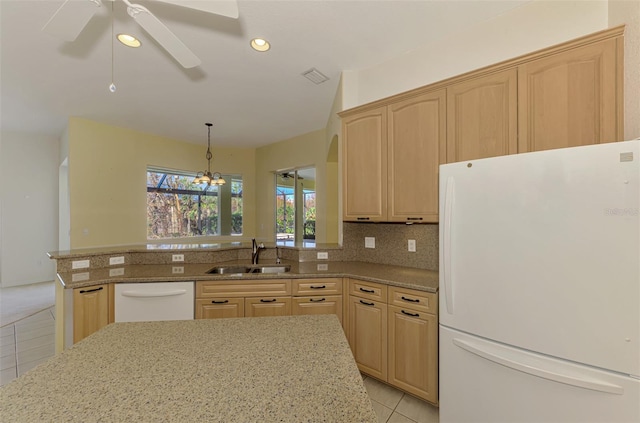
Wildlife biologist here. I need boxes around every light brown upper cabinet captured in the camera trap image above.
[341,90,445,223]
[518,37,623,152]
[387,90,446,223]
[342,106,388,222]
[446,69,518,162]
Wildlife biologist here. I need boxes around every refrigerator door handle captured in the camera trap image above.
[453,338,624,395]
[443,176,455,314]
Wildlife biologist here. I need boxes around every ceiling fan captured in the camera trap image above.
[42,0,239,68]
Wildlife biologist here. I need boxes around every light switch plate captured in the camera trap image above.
[172,254,184,262]
[408,239,416,252]
[317,252,329,260]
[109,268,125,277]
[109,256,125,265]
[365,237,375,249]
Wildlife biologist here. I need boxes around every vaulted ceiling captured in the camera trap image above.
[1,0,528,147]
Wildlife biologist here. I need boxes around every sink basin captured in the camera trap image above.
[206,264,291,275]
[207,266,251,274]
[250,265,291,274]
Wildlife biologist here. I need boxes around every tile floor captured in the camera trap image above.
[362,374,439,423]
[1,306,55,387]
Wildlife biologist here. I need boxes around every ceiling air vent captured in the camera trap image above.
[302,68,329,84]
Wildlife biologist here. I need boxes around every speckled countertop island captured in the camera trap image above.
[1,315,376,422]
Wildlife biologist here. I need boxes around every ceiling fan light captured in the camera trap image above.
[117,33,141,48]
[250,38,270,52]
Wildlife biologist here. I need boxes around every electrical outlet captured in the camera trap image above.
[72,259,90,269]
[172,254,184,262]
[109,268,125,277]
[71,272,90,282]
[109,256,125,265]
[365,237,375,249]
[172,266,184,274]
[317,252,329,260]
[408,239,416,252]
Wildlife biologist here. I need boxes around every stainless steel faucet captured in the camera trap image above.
[251,238,265,265]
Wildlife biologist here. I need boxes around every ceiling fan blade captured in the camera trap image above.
[42,0,102,42]
[127,4,201,68]
[153,0,239,19]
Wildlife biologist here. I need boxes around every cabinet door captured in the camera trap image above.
[195,298,244,319]
[245,297,291,318]
[388,305,438,404]
[342,106,388,221]
[348,295,388,381]
[447,68,518,162]
[73,284,109,343]
[518,38,622,152]
[388,90,446,222]
[292,295,343,324]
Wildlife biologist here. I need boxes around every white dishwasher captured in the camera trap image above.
[115,282,194,322]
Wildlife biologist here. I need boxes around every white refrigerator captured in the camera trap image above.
[438,140,640,422]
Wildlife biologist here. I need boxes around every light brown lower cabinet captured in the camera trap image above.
[347,279,439,405]
[245,297,291,317]
[292,278,344,325]
[73,284,111,343]
[195,278,344,322]
[388,305,438,403]
[195,298,244,319]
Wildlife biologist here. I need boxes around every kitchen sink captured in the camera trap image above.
[206,264,291,275]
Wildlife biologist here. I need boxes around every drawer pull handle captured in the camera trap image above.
[359,287,375,294]
[260,299,277,303]
[357,217,370,221]
[310,285,326,289]
[79,287,103,294]
[360,300,375,306]
[407,217,423,221]
[401,296,420,303]
[309,298,326,303]
[401,310,420,317]
[211,300,229,304]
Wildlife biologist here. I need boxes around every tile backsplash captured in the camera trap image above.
[342,222,438,270]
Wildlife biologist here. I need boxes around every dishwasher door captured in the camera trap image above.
[115,282,194,322]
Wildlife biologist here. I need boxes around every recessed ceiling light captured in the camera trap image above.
[250,38,270,52]
[117,34,141,48]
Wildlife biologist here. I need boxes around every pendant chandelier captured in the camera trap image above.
[194,122,226,186]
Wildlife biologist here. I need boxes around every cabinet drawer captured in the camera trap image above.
[292,295,343,323]
[293,278,342,296]
[195,298,244,319]
[349,279,387,302]
[245,297,291,318]
[388,286,437,314]
[196,279,291,298]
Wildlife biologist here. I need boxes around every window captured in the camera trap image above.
[275,168,315,246]
[147,168,242,239]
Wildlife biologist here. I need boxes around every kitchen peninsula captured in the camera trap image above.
[0,315,377,422]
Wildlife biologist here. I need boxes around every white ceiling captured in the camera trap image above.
[1,0,528,148]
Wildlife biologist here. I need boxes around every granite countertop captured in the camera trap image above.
[0,315,377,422]
[58,260,439,293]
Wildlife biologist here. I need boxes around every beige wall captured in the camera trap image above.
[68,118,256,248]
